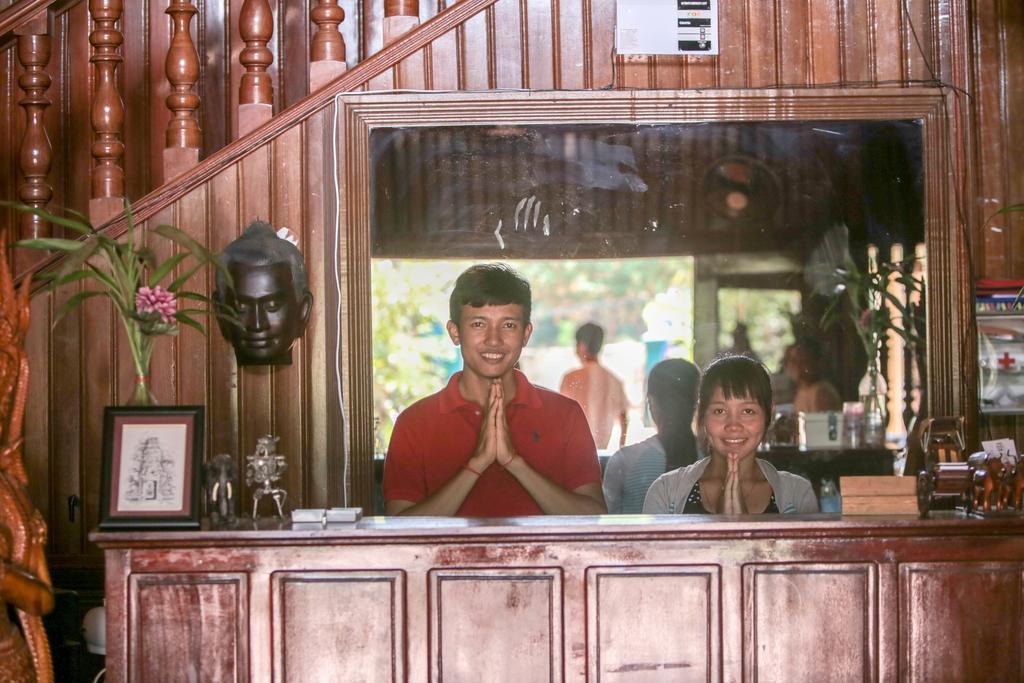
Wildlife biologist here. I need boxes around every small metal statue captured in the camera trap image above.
[245,435,288,519]
[204,453,238,526]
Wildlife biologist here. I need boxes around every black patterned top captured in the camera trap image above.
[681,480,780,514]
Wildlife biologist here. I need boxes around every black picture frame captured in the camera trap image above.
[99,405,204,530]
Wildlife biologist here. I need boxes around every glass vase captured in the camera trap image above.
[859,365,886,448]
[123,319,157,406]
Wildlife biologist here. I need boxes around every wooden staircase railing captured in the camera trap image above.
[3,0,357,269]
[7,0,499,285]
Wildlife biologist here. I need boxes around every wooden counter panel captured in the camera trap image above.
[745,563,876,682]
[272,570,405,682]
[900,562,1024,682]
[95,517,1024,681]
[586,565,719,681]
[130,572,248,683]
[430,568,563,682]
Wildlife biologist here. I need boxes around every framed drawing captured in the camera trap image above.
[99,406,204,530]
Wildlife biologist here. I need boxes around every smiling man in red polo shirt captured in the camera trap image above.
[383,263,607,516]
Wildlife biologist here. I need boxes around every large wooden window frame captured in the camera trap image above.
[327,89,973,510]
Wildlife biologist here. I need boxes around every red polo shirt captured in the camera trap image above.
[383,370,601,516]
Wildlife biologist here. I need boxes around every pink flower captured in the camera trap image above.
[858,308,872,330]
[135,286,177,324]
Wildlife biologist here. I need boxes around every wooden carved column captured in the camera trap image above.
[384,0,421,88]
[163,0,201,181]
[310,1,346,90]
[238,0,274,137]
[88,0,125,226]
[14,12,53,262]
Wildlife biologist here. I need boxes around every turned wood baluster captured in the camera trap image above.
[15,27,53,243]
[384,0,421,88]
[88,0,125,226]
[309,0,346,90]
[164,0,201,181]
[238,0,274,137]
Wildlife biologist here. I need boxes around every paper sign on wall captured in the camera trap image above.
[616,0,719,56]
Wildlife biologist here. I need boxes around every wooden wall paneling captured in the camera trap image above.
[43,284,83,560]
[777,0,811,86]
[278,0,312,110]
[809,0,842,85]
[175,189,211,409]
[585,565,721,681]
[460,12,490,90]
[1007,0,1024,276]
[364,0,396,90]
[652,56,683,90]
[130,572,249,681]
[684,54,717,89]
[229,0,245,140]
[615,56,650,89]
[524,0,555,89]
[491,0,523,89]
[271,570,406,680]
[426,17,458,89]
[900,562,1024,681]
[585,0,611,88]
[716,0,749,87]
[902,0,935,82]
[555,0,584,90]
[841,0,872,84]
[200,0,229,156]
[119,1,151,200]
[302,111,330,508]
[971,0,1009,278]
[430,567,564,680]
[870,0,902,83]
[207,164,242,490]
[744,0,778,87]
[80,292,115,560]
[145,207,178,405]
[744,563,877,681]
[238,144,275,510]
[271,124,307,506]
[145,1,175,191]
[59,1,93,226]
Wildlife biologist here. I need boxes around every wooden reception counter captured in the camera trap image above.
[92,514,1024,682]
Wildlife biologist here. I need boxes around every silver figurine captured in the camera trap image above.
[245,435,288,519]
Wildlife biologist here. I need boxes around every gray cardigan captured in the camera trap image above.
[642,457,819,514]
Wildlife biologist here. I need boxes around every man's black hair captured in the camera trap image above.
[575,322,604,356]
[449,263,531,324]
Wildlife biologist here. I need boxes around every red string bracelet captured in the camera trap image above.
[463,463,482,477]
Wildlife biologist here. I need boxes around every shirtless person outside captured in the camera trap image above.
[383,264,607,516]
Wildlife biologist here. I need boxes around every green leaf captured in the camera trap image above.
[38,270,93,293]
[174,312,206,335]
[16,237,86,252]
[86,262,121,294]
[0,201,94,235]
[56,236,102,278]
[51,290,104,328]
[152,224,211,259]
[148,252,190,286]
[167,261,204,293]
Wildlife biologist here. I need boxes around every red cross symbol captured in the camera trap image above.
[998,352,1017,370]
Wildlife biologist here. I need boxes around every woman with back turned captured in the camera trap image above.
[602,359,700,513]
[643,355,818,515]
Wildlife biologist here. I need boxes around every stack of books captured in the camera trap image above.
[976,279,1024,312]
[839,476,919,515]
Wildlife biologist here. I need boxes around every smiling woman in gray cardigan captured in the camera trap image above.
[642,355,818,515]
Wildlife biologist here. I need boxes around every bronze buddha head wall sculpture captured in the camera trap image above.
[215,220,313,366]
